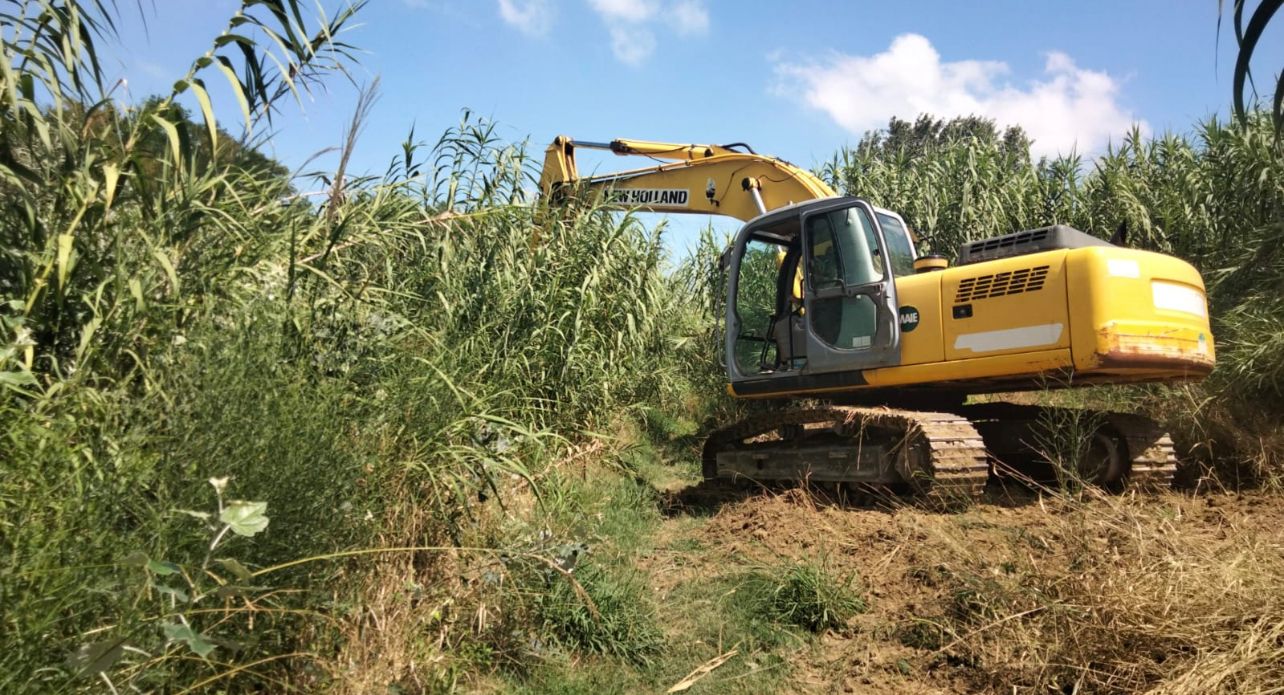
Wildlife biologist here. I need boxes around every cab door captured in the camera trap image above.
[801,199,902,373]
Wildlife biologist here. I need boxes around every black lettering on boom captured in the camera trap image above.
[608,189,690,207]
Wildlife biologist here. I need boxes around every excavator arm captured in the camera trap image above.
[539,136,837,222]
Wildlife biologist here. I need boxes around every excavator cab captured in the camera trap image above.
[727,198,906,394]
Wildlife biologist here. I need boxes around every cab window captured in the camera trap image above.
[807,207,883,289]
[805,206,884,350]
[732,237,786,374]
[875,212,917,277]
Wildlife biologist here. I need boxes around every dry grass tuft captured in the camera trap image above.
[921,493,1284,693]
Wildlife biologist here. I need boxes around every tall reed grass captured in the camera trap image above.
[0,2,705,691]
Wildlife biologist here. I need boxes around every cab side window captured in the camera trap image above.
[875,213,917,277]
[807,216,843,290]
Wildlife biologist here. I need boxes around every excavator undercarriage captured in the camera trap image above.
[701,402,1178,503]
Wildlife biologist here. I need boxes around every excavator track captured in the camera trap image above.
[1102,412,1179,489]
[962,403,1178,491]
[702,403,1178,504]
[702,406,989,505]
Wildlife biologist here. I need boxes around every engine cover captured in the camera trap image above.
[957,224,1113,266]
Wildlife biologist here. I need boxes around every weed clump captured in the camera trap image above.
[741,561,866,633]
[535,563,663,664]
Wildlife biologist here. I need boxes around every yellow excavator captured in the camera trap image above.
[540,136,1215,500]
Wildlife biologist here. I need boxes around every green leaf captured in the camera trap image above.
[220,501,269,537]
[152,248,181,295]
[151,114,182,164]
[176,508,211,522]
[162,622,216,658]
[73,316,100,366]
[0,370,36,387]
[55,233,74,290]
[190,79,218,153]
[155,583,190,603]
[64,638,126,678]
[1230,0,1283,122]
[101,162,119,210]
[128,277,145,311]
[147,559,181,576]
[215,557,253,581]
[215,56,253,129]
[215,584,266,599]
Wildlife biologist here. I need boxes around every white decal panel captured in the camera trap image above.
[607,188,690,206]
[1151,281,1207,317]
[954,323,1065,353]
[1107,259,1141,278]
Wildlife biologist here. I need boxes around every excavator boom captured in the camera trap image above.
[539,136,835,222]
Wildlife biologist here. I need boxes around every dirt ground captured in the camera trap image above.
[643,481,1284,694]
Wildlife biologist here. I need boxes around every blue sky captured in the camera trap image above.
[99,1,1281,255]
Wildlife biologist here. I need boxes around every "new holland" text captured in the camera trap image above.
[607,189,690,206]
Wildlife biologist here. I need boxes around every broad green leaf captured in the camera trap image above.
[215,584,262,599]
[0,370,36,387]
[220,501,269,537]
[215,56,252,129]
[55,234,74,290]
[64,638,126,677]
[128,278,145,311]
[162,622,216,657]
[73,317,100,365]
[176,509,211,522]
[147,559,181,576]
[215,557,253,581]
[152,249,180,295]
[155,583,190,603]
[101,163,119,210]
[151,114,182,164]
[190,79,218,153]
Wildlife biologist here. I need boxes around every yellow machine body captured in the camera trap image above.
[539,135,1215,404]
[730,245,1214,398]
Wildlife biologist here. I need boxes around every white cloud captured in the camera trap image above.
[588,0,657,22]
[773,34,1145,157]
[497,0,553,37]
[587,0,708,64]
[670,0,709,35]
[609,26,658,66]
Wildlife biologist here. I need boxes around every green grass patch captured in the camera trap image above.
[535,562,663,664]
[737,561,867,634]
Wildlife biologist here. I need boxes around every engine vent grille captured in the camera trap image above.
[955,265,1051,303]
[963,228,1050,257]
[955,224,1112,265]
